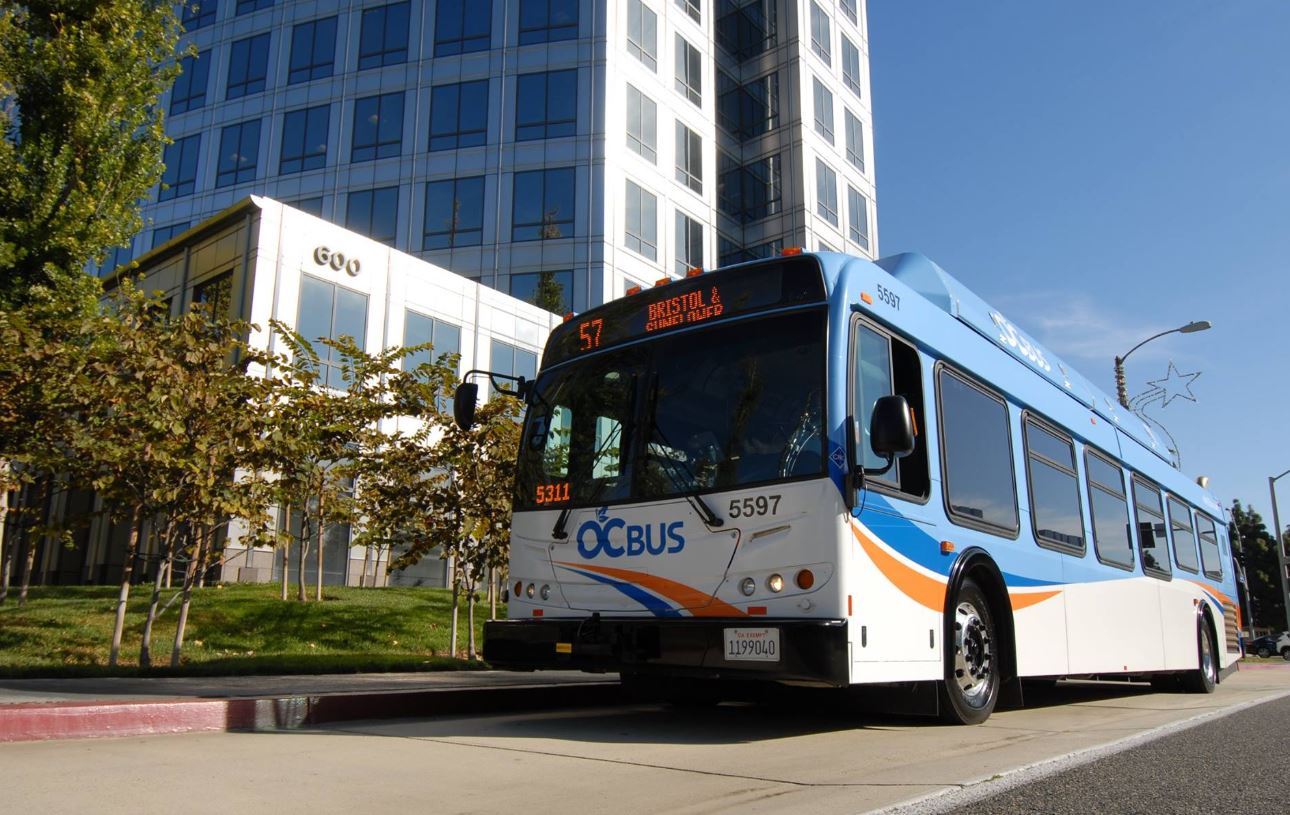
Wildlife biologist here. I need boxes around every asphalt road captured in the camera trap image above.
[942,693,1289,815]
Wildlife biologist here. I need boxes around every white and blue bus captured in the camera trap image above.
[460,251,1240,724]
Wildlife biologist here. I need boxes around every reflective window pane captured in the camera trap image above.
[939,369,1018,532]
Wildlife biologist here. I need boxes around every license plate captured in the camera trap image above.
[723,627,780,662]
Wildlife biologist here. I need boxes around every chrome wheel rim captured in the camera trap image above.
[953,600,993,703]
[1200,629,1215,683]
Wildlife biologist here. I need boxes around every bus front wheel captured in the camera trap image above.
[940,577,1000,725]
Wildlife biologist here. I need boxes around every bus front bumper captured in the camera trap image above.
[483,617,850,687]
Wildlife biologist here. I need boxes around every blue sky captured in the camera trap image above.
[868,1,1290,528]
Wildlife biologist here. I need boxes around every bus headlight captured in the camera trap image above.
[526,583,535,598]
[739,577,756,596]
[540,584,551,600]
[767,574,784,593]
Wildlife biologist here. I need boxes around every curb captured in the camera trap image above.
[0,681,624,743]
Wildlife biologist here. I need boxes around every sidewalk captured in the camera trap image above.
[0,670,622,743]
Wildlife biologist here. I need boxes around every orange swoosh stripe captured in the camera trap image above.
[1009,590,1061,611]
[1186,579,1240,629]
[850,523,945,612]
[555,562,746,617]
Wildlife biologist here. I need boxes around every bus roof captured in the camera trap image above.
[865,252,1174,467]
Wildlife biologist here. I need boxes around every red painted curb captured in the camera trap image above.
[0,698,260,743]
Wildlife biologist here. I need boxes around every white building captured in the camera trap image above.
[112,0,878,311]
[31,196,558,588]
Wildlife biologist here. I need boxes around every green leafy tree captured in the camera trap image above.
[531,271,566,315]
[1231,501,1286,632]
[0,0,184,309]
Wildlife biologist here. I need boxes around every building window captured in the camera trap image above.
[845,110,865,172]
[675,210,703,274]
[938,367,1018,534]
[519,0,578,44]
[675,35,702,106]
[847,187,869,251]
[289,16,337,84]
[489,339,538,398]
[815,159,838,226]
[182,0,217,30]
[813,77,834,144]
[1132,477,1172,576]
[434,0,491,56]
[626,0,657,71]
[170,50,210,115]
[515,70,577,141]
[351,92,404,162]
[193,270,234,316]
[625,84,657,163]
[1023,416,1085,552]
[226,32,270,99]
[675,122,703,193]
[841,34,862,97]
[510,270,573,315]
[152,222,190,249]
[512,168,575,241]
[215,119,260,188]
[429,80,488,150]
[718,235,782,267]
[718,69,778,141]
[677,0,701,23]
[423,176,484,249]
[809,2,831,65]
[280,105,329,175]
[159,134,200,201]
[624,179,657,261]
[1086,450,1133,569]
[346,187,400,245]
[841,0,858,25]
[718,152,781,223]
[236,0,272,14]
[715,0,777,62]
[1169,497,1200,573]
[293,197,325,217]
[297,275,369,390]
[404,310,462,411]
[359,2,411,69]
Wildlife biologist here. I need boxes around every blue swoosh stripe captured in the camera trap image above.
[560,567,683,618]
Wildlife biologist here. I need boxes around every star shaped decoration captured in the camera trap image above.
[1145,361,1202,408]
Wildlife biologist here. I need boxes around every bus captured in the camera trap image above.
[456,250,1241,724]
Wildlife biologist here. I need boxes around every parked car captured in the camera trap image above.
[1246,632,1290,658]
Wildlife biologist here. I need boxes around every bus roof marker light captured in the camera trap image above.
[655,277,670,287]
[861,292,873,305]
[626,285,642,296]
[686,267,704,278]
[563,312,575,323]
[781,246,803,256]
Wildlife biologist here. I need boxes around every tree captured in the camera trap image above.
[531,271,566,315]
[1231,501,1286,631]
[0,1,184,310]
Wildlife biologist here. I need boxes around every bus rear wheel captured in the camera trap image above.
[940,578,1000,725]
[1180,619,1217,694]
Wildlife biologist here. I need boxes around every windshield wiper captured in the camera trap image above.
[647,421,724,529]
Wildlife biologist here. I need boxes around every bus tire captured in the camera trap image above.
[1180,618,1218,694]
[940,577,1000,725]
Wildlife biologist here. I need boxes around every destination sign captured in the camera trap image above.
[543,257,827,367]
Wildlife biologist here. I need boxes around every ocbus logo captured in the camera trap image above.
[576,507,685,559]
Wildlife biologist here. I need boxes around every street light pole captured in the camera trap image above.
[1114,320,1212,409]
[1270,469,1290,633]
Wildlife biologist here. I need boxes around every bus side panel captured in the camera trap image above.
[847,512,943,684]
[1064,571,1166,674]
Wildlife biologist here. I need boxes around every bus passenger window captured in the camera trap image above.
[1132,477,1172,577]
[1168,497,1199,573]
[1023,417,1085,552]
[851,320,928,498]
[937,368,1018,534]
[1197,514,1223,579]
[1086,450,1133,569]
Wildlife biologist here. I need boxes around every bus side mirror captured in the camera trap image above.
[453,382,479,430]
[870,395,915,459]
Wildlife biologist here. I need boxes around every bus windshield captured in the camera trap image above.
[515,309,826,511]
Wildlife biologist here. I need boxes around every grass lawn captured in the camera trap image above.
[0,583,500,677]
